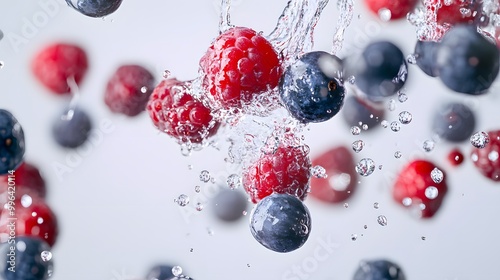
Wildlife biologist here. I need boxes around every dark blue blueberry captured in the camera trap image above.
[432,102,475,142]
[65,0,123,17]
[353,259,405,280]
[346,41,408,101]
[146,265,174,280]
[414,40,439,77]
[0,109,25,175]
[437,25,499,95]
[279,51,345,123]
[342,94,385,130]
[249,193,311,253]
[212,189,248,222]
[0,236,54,280]
[52,106,92,148]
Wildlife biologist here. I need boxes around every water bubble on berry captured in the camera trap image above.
[406,54,417,64]
[242,210,247,216]
[390,121,400,132]
[175,194,190,207]
[20,194,32,208]
[311,165,327,178]
[37,217,44,224]
[394,151,402,158]
[378,8,392,21]
[329,173,352,191]
[402,197,412,206]
[352,140,364,153]
[425,186,439,199]
[200,170,211,182]
[227,174,242,189]
[388,99,396,111]
[348,75,356,84]
[140,86,148,93]
[172,266,183,277]
[351,126,361,135]
[355,158,375,177]
[431,168,444,183]
[423,140,435,152]
[194,185,201,193]
[381,120,389,128]
[398,111,412,124]
[196,202,204,211]
[41,251,52,262]
[377,215,388,226]
[470,132,490,148]
[162,70,171,79]
[351,233,358,241]
[489,151,499,161]
[374,202,380,209]
[344,203,349,208]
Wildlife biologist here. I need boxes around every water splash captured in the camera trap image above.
[219,0,234,33]
[331,0,354,55]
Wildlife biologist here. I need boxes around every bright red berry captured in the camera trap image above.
[32,43,88,94]
[0,195,58,246]
[364,0,418,20]
[104,65,155,117]
[471,130,500,181]
[242,145,311,204]
[448,148,464,166]
[309,146,357,203]
[147,79,220,144]
[0,162,46,205]
[430,0,482,25]
[393,160,448,218]
[200,27,282,109]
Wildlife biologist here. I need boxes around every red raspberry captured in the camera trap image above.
[200,27,282,109]
[471,130,500,181]
[32,43,88,94]
[448,148,464,166]
[393,160,448,218]
[431,0,482,25]
[147,79,220,144]
[309,146,357,203]
[364,0,418,20]
[105,65,155,117]
[0,194,58,246]
[242,145,311,204]
[0,162,46,205]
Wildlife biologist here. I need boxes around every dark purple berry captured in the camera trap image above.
[432,102,475,142]
[415,40,439,77]
[353,259,406,280]
[52,106,92,148]
[65,0,123,17]
[342,95,384,130]
[0,109,25,175]
[212,189,248,223]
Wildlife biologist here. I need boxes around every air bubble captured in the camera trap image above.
[194,185,201,193]
[40,251,52,262]
[172,266,183,277]
[351,233,358,241]
[388,99,396,111]
[390,121,400,132]
[398,92,408,103]
[140,86,148,93]
[199,170,211,182]
[20,194,32,208]
[355,158,375,177]
[377,215,388,226]
[378,8,392,21]
[423,140,435,152]
[381,120,389,128]
[425,186,439,199]
[394,151,402,158]
[348,76,356,84]
[175,194,190,207]
[0,61,4,69]
[362,124,369,130]
[352,140,365,153]
[227,174,241,189]
[402,197,412,206]
[406,54,417,64]
[398,111,412,124]
[196,202,204,211]
[311,165,327,178]
[489,151,499,161]
[162,70,171,79]
[351,126,361,135]
[344,203,349,208]
[430,168,443,183]
[374,202,379,209]
[470,132,489,148]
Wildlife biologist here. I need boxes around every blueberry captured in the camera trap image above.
[0,236,54,280]
[211,189,248,222]
[353,259,406,280]
[432,102,475,142]
[65,0,123,17]
[342,94,384,130]
[279,51,345,123]
[146,265,174,280]
[414,40,439,77]
[249,193,311,253]
[437,25,500,95]
[346,41,408,101]
[52,106,92,148]
[0,109,25,175]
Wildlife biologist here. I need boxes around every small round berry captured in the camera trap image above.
[65,0,123,17]
[211,189,248,222]
[353,259,406,280]
[0,110,25,175]
[414,40,440,77]
[52,106,92,148]
[432,102,475,142]
[448,148,464,166]
[341,95,384,130]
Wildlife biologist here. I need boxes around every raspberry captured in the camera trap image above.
[242,145,311,204]
[200,27,282,109]
[0,162,46,203]
[104,65,155,117]
[364,0,418,20]
[31,43,88,94]
[147,79,220,144]
[471,130,500,181]
[432,0,482,25]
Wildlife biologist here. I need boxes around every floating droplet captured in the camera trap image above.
[423,140,435,152]
[195,202,204,211]
[430,168,443,183]
[175,194,190,207]
[242,210,247,216]
[378,8,392,21]
[421,236,426,241]
[364,225,368,229]
[470,131,489,149]
[402,197,412,206]
[194,185,201,193]
[351,126,361,135]
[140,86,148,93]
[348,75,356,84]
[40,251,52,262]
[355,158,375,177]
[207,227,215,236]
[344,203,349,208]
[390,121,400,132]
[381,120,389,128]
[388,99,396,111]
[425,186,439,199]
[162,70,171,79]
[394,151,402,159]
[398,111,412,124]
[362,124,369,130]
[199,170,211,182]
[352,140,365,153]
[489,151,499,161]
[377,215,388,226]
[226,174,241,189]
[311,165,327,178]
[406,54,417,64]
[172,266,183,277]
[0,61,4,69]
[373,202,379,209]
[398,91,408,102]
[351,233,358,241]
[20,194,32,208]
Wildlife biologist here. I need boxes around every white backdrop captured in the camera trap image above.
[1,0,500,279]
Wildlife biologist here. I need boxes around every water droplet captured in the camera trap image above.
[470,132,489,148]
[377,215,388,226]
[311,165,327,178]
[398,111,412,124]
[355,158,376,177]
[41,251,52,262]
[194,185,201,193]
[172,266,183,277]
[489,151,499,161]
[348,75,356,84]
[406,54,417,64]
[0,61,4,69]
[352,140,365,153]
[199,170,211,182]
[242,210,247,216]
[351,126,361,135]
[344,203,349,208]
[378,8,392,21]
[190,248,194,252]
[187,164,193,170]
[388,99,396,111]
[0,30,3,41]
[175,194,190,207]
[207,227,215,236]
[398,92,408,103]
[162,70,171,79]
[421,236,426,241]
[423,140,435,152]
[402,197,412,206]
[140,86,148,93]
[374,202,379,209]
[362,124,369,130]
[37,217,44,224]
[227,174,241,189]
[247,263,251,267]
[364,225,368,229]
[394,151,402,159]
[425,186,439,199]
[381,120,389,128]
[431,168,443,183]
[390,121,400,132]
[195,202,204,211]
[378,165,383,170]
[351,233,358,241]
[20,194,32,208]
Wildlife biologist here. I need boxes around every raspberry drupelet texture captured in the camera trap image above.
[200,27,282,109]
[147,79,220,144]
